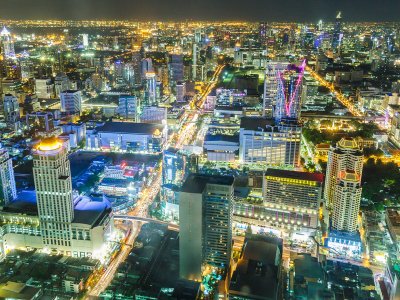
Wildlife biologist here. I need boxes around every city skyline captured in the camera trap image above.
[0,0,400,21]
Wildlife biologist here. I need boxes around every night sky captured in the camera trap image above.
[1,0,399,21]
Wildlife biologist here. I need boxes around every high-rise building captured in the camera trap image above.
[263,61,289,116]
[33,138,74,250]
[239,117,301,167]
[3,94,19,123]
[131,52,142,85]
[26,112,54,132]
[263,169,324,231]
[258,22,268,46]
[275,61,306,123]
[324,138,363,207]
[118,94,139,121]
[0,27,15,58]
[54,73,70,97]
[169,54,184,83]
[140,106,166,124]
[141,58,153,80]
[0,147,17,207]
[179,174,234,281]
[176,81,186,102]
[192,43,197,80]
[331,170,362,232]
[82,33,89,48]
[35,78,54,99]
[60,90,82,115]
[143,72,157,106]
[332,11,343,50]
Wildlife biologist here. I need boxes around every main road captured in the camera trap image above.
[85,64,224,298]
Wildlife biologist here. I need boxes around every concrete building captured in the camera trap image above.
[228,234,283,300]
[386,209,400,251]
[118,94,139,121]
[3,94,19,124]
[35,79,54,99]
[384,258,400,300]
[179,174,234,281]
[54,73,70,97]
[331,170,362,232]
[60,90,82,115]
[86,121,167,153]
[140,106,167,124]
[26,112,54,132]
[239,117,301,167]
[203,134,239,162]
[0,148,16,207]
[324,137,363,208]
[143,72,157,106]
[263,169,324,232]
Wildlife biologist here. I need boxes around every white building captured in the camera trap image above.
[86,121,167,153]
[0,27,15,58]
[55,73,70,97]
[331,170,362,232]
[0,148,17,207]
[324,138,363,208]
[35,79,54,99]
[60,90,82,115]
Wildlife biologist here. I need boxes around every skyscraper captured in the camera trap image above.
[259,22,268,46]
[118,94,139,121]
[263,61,289,116]
[179,174,234,281]
[3,94,19,124]
[144,72,157,106]
[0,147,17,207]
[324,137,363,208]
[60,90,82,115]
[331,170,362,232]
[332,11,343,50]
[33,138,74,250]
[0,27,15,59]
[275,61,306,123]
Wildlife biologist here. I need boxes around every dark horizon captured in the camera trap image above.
[1,0,400,22]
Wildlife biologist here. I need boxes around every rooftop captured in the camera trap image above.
[96,121,164,135]
[181,174,234,193]
[240,117,275,131]
[265,168,324,183]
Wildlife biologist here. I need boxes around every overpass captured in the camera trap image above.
[114,215,179,231]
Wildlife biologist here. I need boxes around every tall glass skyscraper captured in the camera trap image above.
[274,61,306,123]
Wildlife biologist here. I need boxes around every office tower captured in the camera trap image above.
[141,58,153,80]
[324,137,363,207]
[259,22,268,46]
[275,61,306,123]
[176,81,186,102]
[144,72,157,106]
[82,33,89,48]
[192,43,197,81]
[3,94,19,123]
[54,73,70,97]
[332,11,343,50]
[239,117,301,167]
[263,61,289,116]
[33,138,74,249]
[118,94,138,121]
[131,51,142,85]
[331,170,362,232]
[35,78,54,99]
[179,174,234,281]
[60,90,82,115]
[162,148,198,186]
[0,147,17,207]
[0,27,15,58]
[169,54,184,83]
[263,169,323,229]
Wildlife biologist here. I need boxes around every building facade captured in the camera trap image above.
[0,148,17,207]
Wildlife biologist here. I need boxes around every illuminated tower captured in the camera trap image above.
[0,147,17,207]
[144,72,157,106]
[332,11,343,50]
[331,170,362,232]
[33,138,74,250]
[263,61,289,117]
[324,137,363,208]
[0,27,15,58]
[274,61,306,123]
